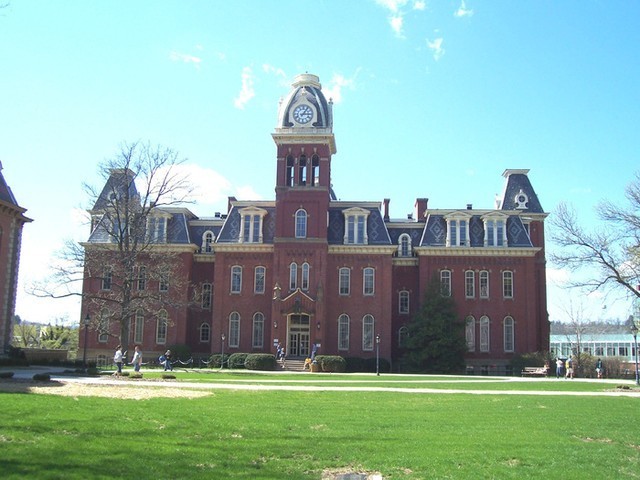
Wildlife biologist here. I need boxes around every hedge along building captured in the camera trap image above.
[79,73,549,372]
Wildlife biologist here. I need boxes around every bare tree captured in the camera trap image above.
[550,172,640,302]
[31,141,196,351]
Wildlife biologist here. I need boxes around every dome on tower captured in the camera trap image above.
[277,73,333,130]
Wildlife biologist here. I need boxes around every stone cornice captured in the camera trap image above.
[272,131,337,154]
[414,246,541,257]
[213,244,274,254]
[328,245,397,255]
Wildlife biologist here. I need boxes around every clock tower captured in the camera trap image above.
[270,74,336,357]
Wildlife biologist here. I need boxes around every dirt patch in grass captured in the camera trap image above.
[0,379,212,400]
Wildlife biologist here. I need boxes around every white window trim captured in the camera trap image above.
[231,266,242,294]
[295,209,307,238]
[342,207,370,245]
[482,213,508,247]
[254,266,266,294]
[238,206,267,244]
[445,213,471,247]
[362,315,375,351]
[504,316,515,352]
[363,267,375,296]
[398,234,412,257]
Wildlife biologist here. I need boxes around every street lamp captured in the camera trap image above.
[375,334,380,376]
[628,315,639,386]
[221,333,226,369]
[82,313,90,370]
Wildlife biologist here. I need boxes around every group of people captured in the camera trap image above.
[555,356,605,379]
[111,345,148,375]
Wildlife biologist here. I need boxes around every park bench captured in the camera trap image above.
[521,366,548,377]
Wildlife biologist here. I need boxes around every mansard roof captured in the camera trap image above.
[498,169,544,213]
[91,168,140,212]
[277,74,333,130]
[327,202,391,245]
[216,202,276,244]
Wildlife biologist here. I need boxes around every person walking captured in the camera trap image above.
[565,355,574,379]
[131,345,142,372]
[596,358,603,379]
[556,357,564,379]
[163,350,173,371]
[113,345,123,375]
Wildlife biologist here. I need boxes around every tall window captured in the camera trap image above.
[98,309,110,343]
[289,263,298,290]
[159,273,169,292]
[137,266,146,291]
[440,270,452,297]
[156,310,168,344]
[229,312,240,348]
[199,323,211,343]
[299,154,307,185]
[134,310,144,344]
[231,266,242,293]
[484,218,506,247]
[202,231,214,253]
[362,314,375,351]
[311,154,320,186]
[447,218,469,247]
[399,290,410,314]
[254,266,266,294]
[465,316,475,352]
[504,316,515,352]
[101,268,112,291]
[398,234,412,257]
[252,312,264,348]
[338,314,350,350]
[343,208,369,245]
[239,207,266,244]
[363,267,375,296]
[286,155,295,186]
[339,267,350,295]
[465,270,475,298]
[295,209,307,238]
[301,263,310,291]
[202,283,212,309]
[148,216,167,243]
[398,326,409,348]
[502,271,514,298]
[480,316,490,352]
[479,270,489,298]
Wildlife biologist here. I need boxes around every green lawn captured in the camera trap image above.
[1,373,639,479]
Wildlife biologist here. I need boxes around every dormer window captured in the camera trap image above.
[398,234,412,257]
[482,214,508,247]
[202,231,214,253]
[147,215,168,243]
[445,214,470,247]
[343,207,370,245]
[514,189,529,209]
[239,207,267,244]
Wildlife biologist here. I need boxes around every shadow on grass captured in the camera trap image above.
[0,378,67,394]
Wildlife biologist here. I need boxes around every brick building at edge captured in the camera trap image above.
[80,73,549,373]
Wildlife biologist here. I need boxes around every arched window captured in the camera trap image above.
[202,230,214,253]
[156,310,168,344]
[134,309,144,344]
[398,234,412,257]
[440,270,451,297]
[338,314,350,350]
[254,266,266,294]
[229,312,240,348]
[363,267,375,296]
[289,263,298,290]
[231,266,242,293]
[286,155,295,186]
[98,308,110,343]
[465,270,475,298]
[252,312,264,348]
[362,314,375,351]
[398,326,409,348]
[465,316,476,352]
[339,267,350,295]
[299,154,307,185]
[479,270,489,298]
[480,316,490,352]
[199,323,211,343]
[503,316,515,352]
[295,209,307,238]
[399,290,410,314]
[301,263,310,291]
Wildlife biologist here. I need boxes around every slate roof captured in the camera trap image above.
[499,169,544,213]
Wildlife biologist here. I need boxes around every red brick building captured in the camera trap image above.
[0,162,31,354]
[80,74,549,372]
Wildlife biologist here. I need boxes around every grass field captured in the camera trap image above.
[1,371,639,479]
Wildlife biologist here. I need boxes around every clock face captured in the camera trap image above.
[293,104,313,124]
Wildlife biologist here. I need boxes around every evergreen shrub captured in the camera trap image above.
[318,355,346,373]
[228,353,248,369]
[244,354,276,371]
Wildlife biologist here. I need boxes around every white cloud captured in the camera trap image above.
[427,37,445,60]
[413,1,426,11]
[375,0,408,13]
[169,50,202,68]
[262,64,287,79]
[454,0,474,18]
[234,66,255,110]
[323,72,358,104]
[390,15,404,37]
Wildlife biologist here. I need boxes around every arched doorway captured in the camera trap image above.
[288,314,310,357]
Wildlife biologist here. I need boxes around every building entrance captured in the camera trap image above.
[288,314,310,357]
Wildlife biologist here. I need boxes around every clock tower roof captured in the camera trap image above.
[276,73,333,130]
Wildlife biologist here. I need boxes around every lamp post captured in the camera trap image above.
[375,334,380,376]
[221,333,226,369]
[82,314,90,370]
[629,315,639,386]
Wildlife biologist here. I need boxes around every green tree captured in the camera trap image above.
[401,275,467,373]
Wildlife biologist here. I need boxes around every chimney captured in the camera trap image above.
[383,198,390,221]
[227,196,237,213]
[414,198,428,220]
[466,204,472,210]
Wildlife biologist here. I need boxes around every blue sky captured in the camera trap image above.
[1,0,639,325]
